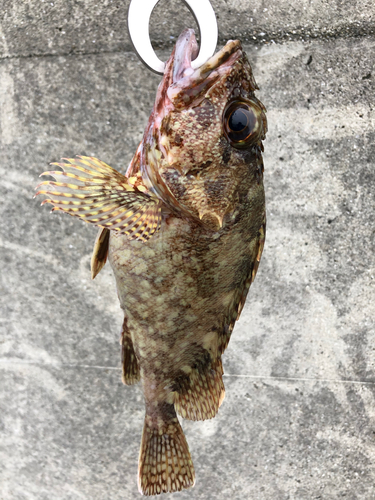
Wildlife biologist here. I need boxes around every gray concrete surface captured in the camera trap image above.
[1,0,375,58]
[1,1,375,499]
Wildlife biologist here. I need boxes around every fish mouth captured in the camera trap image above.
[168,29,242,106]
[172,29,199,82]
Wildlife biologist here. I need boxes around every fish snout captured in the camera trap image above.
[173,29,199,82]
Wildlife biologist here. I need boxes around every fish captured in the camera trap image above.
[35,28,267,496]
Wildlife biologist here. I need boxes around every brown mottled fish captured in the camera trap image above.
[35,29,267,496]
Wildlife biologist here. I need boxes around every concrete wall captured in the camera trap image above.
[1,1,375,499]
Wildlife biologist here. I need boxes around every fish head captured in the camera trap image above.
[141,29,267,229]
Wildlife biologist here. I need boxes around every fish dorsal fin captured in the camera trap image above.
[35,156,163,242]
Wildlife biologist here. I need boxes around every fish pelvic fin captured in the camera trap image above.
[120,317,140,386]
[174,357,225,421]
[91,227,110,279]
[35,156,162,242]
[138,403,195,496]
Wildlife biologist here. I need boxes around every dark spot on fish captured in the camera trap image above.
[255,145,263,159]
[255,158,264,184]
[222,143,232,165]
[230,256,253,290]
[233,209,243,225]
[171,344,212,395]
[162,170,187,197]
[155,144,165,159]
[219,321,233,341]
[188,343,212,374]
[306,55,313,65]
[174,133,183,145]
[146,401,176,421]
[170,371,190,393]
[157,401,176,419]
[200,160,212,170]
[161,115,173,136]
[187,161,212,178]
[234,147,259,175]
[204,175,226,198]
[218,137,232,166]
[156,98,165,115]
[362,72,371,80]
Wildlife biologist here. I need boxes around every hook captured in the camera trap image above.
[128,0,218,75]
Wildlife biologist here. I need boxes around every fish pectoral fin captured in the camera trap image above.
[121,317,140,386]
[219,217,266,356]
[35,156,162,242]
[174,357,225,421]
[91,227,110,279]
[236,219,266,320]
[138,404,195,495]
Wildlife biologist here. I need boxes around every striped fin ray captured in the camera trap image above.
[35,156,162,242]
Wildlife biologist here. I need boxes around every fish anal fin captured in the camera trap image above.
[121,317,140,386]
[138,403,195,495]
[174,357,225,421]
[91,227,110,280]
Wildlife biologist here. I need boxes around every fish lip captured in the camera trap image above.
[172,28,199,83]
[168,38,243,105]
[175,37,242,82]
[197,38,242,75]
[172,30,242,84]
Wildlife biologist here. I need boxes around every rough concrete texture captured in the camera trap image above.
[1,0,375,58]
[1,0,375,499]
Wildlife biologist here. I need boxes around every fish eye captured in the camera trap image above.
[223,100,263,148]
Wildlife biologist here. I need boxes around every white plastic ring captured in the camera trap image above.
[128,0,218,75]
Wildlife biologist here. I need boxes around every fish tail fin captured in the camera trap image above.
[174,357,225,421]
[138,403,195,495]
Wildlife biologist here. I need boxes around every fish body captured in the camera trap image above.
[36,30,267,496]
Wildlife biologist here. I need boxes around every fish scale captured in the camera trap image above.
[36,28,267,496]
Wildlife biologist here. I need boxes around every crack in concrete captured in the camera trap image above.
[1,27,374,62]
[0,48,129,62]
